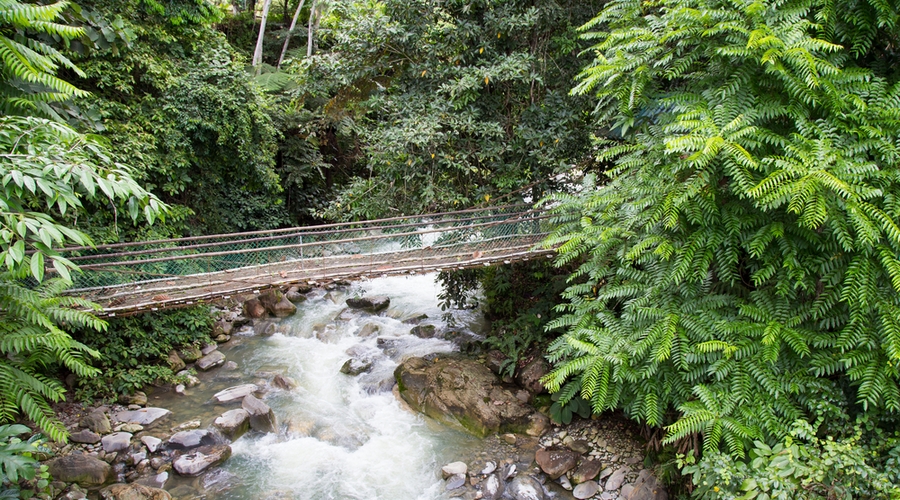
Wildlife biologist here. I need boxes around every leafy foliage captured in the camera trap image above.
[0,424,51,499]
[276,0,601,220]
[0,0,86,117]
[72,306,213,399]
[541,0,900,459]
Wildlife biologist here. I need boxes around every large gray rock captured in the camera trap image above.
[172,445,231,476]
[346,296,390,312]
[179,346,202,363]
[506,475,546,500]
[81,409,111,434]
[441,462,467,479]
[212,384,259,404]
[48,454,111,486]
[409,325,436,338]
[118,391,148,406]
[272,374,297,390]
[115,408,172,428]
[69,429,101,444]
[271,297,297,318]
[100,483,171,500]
[394,357,549,438]
[515,355,548,395]
[242,298,267,318]
[242,394,277,433]
[168,429,216,450]
[141,436,162,453]
[213,320,234,337]
[214,409,250,441]
[535,448,579,479]
[100,432,132,453]
[340,357,373,375]
[196,350,226,371]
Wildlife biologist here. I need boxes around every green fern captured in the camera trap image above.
[542,0,900,459]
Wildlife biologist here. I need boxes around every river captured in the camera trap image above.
[155,274,489,499]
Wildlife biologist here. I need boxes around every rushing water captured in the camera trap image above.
[156,274,489,499]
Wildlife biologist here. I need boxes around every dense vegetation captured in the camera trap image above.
[540,0,900,495]
[4,0,900,496]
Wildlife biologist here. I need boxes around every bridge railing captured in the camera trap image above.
[59,204,549,292]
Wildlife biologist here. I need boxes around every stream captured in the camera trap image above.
[154,274,490,499]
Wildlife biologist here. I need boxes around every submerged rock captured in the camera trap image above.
[196,351,226,371]
[168,430,216,450]
[394,356,549,438]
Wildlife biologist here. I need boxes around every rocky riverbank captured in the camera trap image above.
[40,280,666,500]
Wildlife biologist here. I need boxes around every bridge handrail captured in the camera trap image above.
[66,207,544,263]
[51,203,535,254]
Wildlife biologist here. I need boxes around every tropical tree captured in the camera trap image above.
[541,0,900,466]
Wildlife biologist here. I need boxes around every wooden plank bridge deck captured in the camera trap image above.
[63,205,551,316]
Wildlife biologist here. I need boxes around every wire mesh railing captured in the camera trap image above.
[61,205,550,312]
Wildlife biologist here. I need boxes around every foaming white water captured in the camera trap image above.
[217,274,483,499]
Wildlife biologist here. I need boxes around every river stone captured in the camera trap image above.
[172,419,201,432]
[212,384,258,404]
[346,295,390,312]
[481,461,497,475]
[535,448,579,479]
[506,475,546,500]
[168,429,215,450]
[340,357,373,375]
[242,394,277,433]
[257,289,284,315]
[410,324,436,338]
[101,482,172,500]
[558,475,573,490]
[272,374,297,390]
[621,484,635,498]
[573,481,600,499]
[70,429,101,444]
[81,409,112,434]
[605,467,629,491]
[482,473,504,500]
[623,469,667,500]
[176,370,201,387]
[213,320,233,337]
[243,298,266,319]
[572,459,603,484]
[141,436,162,453]
[395,357,549,437]
[166,350,186,372]
[515,355,549,395]
[101,432,132,453]
[441,461,467,479]
[118,391,148,406]
[179,346,202,363]
[196,350,226,371]
[49,454,111,486]
[115,408,172,427]
[253,320,277,336]
[172,445,231,476]
[445,474,466,490]
[357,323,380,337]
[285,290,306,303]
[271,297,297,317]
[214,409,250,441]
[199,468,239,495]
[136,472,169,490]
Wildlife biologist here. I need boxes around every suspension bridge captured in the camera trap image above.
[60,204,552,316]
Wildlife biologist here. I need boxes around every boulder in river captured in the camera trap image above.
[212,384,259,404]
[101,432,132,453]
[242,394,277,433]
[214,409,250,441]
[394,356,549,438]
[243,298,267,319]
[340,357,373,375]
[506,475,546,500]
[346,295,390,312]
[168,429,216,450]
[196,350,226,371]
[70,429,101,444]
[48,454,111,486]
[258,289,296,317]
[173,445,232,476]
[166,350,186,372]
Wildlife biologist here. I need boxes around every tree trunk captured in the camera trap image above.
[306,0,318,58]
[276,0,306,68]
[252,0,273,73]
